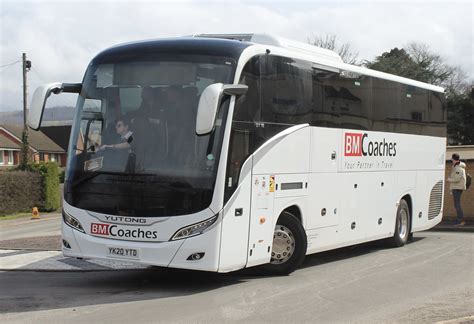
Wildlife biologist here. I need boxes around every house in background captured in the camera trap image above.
[0,124,67,169]
[0,131,21,168]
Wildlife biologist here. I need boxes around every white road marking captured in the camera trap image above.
[0,251,62,269]
[0,250,17,255]
[436,315,474,323]
[0,249,149,271]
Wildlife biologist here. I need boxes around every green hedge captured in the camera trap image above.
[0,171,42,215]
[0,162,61,215]
[29,162,61,212]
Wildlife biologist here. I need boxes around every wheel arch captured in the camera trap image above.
[400,193,413,233]
[280,205,302,223]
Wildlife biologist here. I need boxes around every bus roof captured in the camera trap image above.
[194,33,445,93]
[93,37,251,65]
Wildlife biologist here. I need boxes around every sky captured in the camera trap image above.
[0,0,473,112]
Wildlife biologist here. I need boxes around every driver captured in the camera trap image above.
[99,118,133,151]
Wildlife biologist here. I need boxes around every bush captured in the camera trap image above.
[1,162,61,215]
[29,162,61,212]
[0,171,42,215]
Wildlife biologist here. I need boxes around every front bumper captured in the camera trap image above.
[62,221,221,271]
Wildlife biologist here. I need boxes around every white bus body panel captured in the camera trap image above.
[218,125,311,270]
[308,128,444,251]
[217,159,253,272]
[248,125,310,267]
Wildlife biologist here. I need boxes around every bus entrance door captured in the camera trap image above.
[247,174,275,267]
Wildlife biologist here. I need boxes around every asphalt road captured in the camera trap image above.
[1,231,473,323]
[0,214,61,241]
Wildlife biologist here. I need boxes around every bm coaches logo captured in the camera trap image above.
[344,132,397,157]
[91,223,158,240]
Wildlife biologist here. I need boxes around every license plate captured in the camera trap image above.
[106,246,140,260]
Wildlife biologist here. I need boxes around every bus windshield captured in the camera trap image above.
[64,54,235,217]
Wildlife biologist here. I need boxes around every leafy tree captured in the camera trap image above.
[447,89,474,145]
[308,34,359,64]
[364,47,442,84]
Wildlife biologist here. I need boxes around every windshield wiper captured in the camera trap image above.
[71,170,129,188]
[71,170,103,188]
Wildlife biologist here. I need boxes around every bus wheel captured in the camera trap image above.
[262,211,307,275]
[389,199,410,247]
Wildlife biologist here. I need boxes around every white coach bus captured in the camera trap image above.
[29,34,446,275]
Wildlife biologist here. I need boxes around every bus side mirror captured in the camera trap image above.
[29,83,82,130]
[196,83,248,135]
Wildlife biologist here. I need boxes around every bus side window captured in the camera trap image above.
[260,56,312,126]
[311,69,338,128]
[225,56,261,200]
[429,92,447,137]
[399,85,429,135]
[233,57,261,123]
[371,78,401,133]
[313,70,371,130]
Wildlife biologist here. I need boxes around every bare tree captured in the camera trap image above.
[406,42,470,96]
[406,42,450,85]
[444,65,470,98]
[308,34,359,65]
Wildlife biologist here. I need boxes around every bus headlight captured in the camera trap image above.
[62,209,85,233]
[171,215,218,241]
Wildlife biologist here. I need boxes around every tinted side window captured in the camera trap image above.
[312,70,371,130]
[372,78,402,133]
[311,68,340,128]
[371,79,446,136]
[338,73,371,130]
[261,56,313,126]
[225,56,262,200]
[233,56,261,123]
[428,92,447,137]
[399,85,429,135]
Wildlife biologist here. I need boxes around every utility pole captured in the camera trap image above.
[20,53,32,170]
[22,53,31,127]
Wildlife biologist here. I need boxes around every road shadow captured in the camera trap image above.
[0,236,426,314]
[301,235,426,269]
[0,267,248,314]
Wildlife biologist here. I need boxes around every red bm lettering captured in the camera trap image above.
[91,223,109,235]
[344,133,363,156]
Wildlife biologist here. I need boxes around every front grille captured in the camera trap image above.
[428,180,443,220]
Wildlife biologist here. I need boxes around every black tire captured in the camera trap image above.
[261,211,307,275]
[389,199,410,247]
